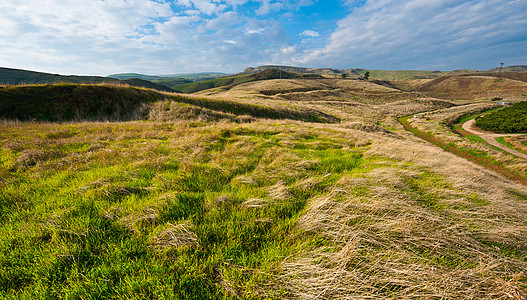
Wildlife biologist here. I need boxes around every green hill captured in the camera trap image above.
[0,67,117,85]
[119,78,175,93]
[109,72,227,81]
[0,67,174,92]
[0,83,337,123]
[0,84,164,121]
[173,69,322,93]
[150,78,193,88]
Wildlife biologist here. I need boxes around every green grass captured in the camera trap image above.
[466,134,486,143]
[496,137,527,155]
[0,84,164,121]
[398,115,527,185]
[0,120,367,298]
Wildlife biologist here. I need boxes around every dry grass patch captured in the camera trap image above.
[283,142,527,299]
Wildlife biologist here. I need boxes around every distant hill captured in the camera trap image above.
[243,65,527,80]
[109,72,228,81]
[119,78,176,93]
[488,65,527,72]
[172,69,322,93]
[416,74,527,100]
[106,73,164,81]
[108,72,228,90]
[241,65,452,79]
[0,67,174,92]
[241,65,362,77]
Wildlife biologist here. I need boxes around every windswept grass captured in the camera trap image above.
[0,120,365,298]
[1,75,527,299]
[1,118,526,299]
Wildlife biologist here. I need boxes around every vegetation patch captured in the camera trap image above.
[475,101,527,132]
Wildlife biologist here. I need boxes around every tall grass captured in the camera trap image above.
[0,120,364,298]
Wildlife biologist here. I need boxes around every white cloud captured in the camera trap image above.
[300,0,527,70]
[256,0,314,15]
[5,0,520,75]
[300,30,319,37]
[248,28,265,34]
[281,45,296,54]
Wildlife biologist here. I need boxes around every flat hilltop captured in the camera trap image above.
[1,68,527,299]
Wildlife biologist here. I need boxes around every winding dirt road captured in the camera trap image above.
[462,119,527,160]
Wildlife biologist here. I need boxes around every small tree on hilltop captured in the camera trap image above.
[359,71,370,80]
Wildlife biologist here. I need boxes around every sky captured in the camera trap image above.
[0,0,526,76]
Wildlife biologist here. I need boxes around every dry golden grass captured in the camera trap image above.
[280,124,527,299]
[2,76,527,299]
[504,136,527,154]
[419,76,527,100]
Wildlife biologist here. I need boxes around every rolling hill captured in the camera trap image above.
[242,64,527,80]
[108,72,228,89]
[108,72,227,81]
[1,67,527,299]
[0,83,337,123]
[415,74,527,100]
[172,69,322,93]
[0,67,175,92]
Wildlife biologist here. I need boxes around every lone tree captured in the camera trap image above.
[360,71,370,80]
[341,73,348,78]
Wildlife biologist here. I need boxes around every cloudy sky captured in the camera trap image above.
[1,0,526,75]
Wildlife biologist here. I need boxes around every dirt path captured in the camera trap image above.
[462,119,527,160]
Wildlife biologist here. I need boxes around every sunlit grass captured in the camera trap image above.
[0,120,367,298]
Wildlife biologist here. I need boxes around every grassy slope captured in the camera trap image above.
[0,84,338,124]
[0,84,163,122]
[1,78,527,299]
[399,114,527,185]
[416,75,527,100]
[0,121,365,298]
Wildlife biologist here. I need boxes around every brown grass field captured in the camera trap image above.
[1,73,527,299]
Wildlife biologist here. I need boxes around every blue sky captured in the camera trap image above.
[0,0,526,76]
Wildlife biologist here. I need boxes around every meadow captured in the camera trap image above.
[1,72,527,299]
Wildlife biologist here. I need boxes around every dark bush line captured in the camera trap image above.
[475,101,527,133]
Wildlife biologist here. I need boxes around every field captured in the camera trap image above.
[1,72,527,299]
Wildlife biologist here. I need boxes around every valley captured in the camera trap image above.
[1,67,527,299]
